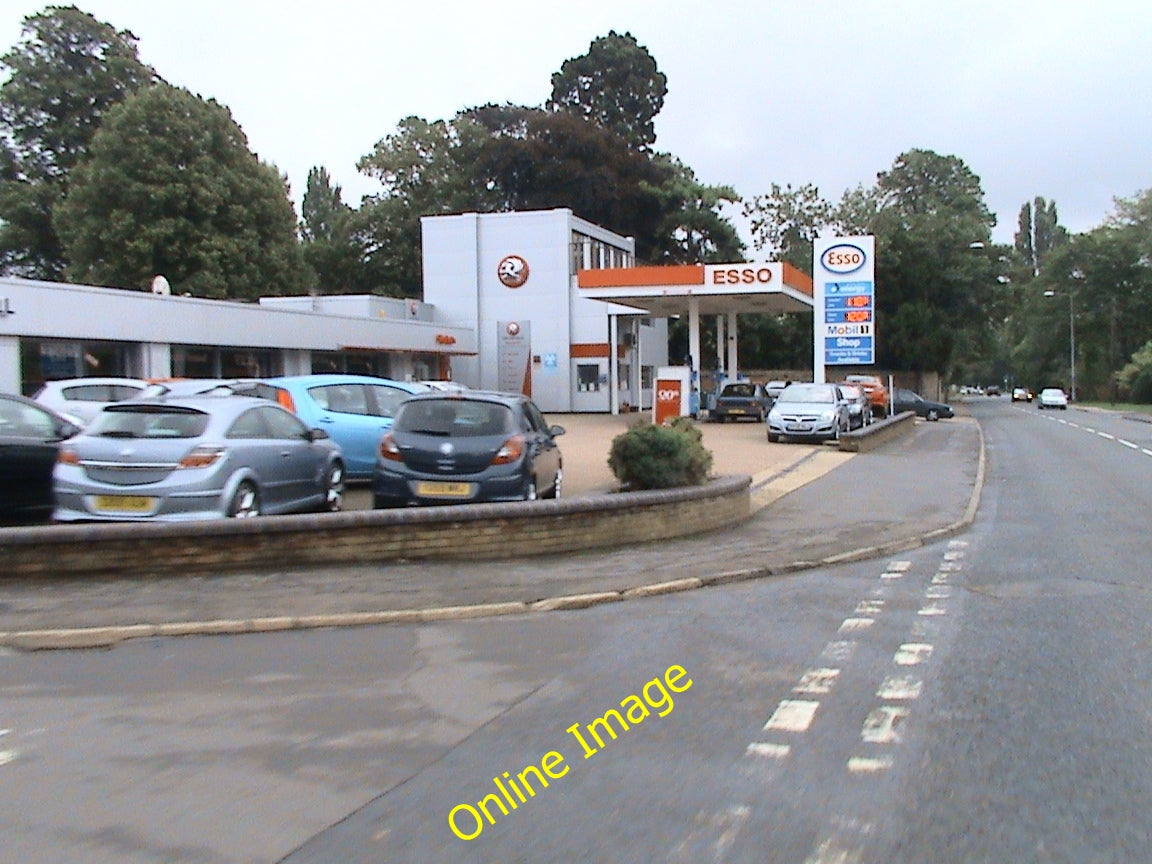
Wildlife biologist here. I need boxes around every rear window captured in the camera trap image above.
[60,383,143,402]
[780,385,837,404]
[395,400,513,437]
[721,384,757,397]
[86,406,209,439]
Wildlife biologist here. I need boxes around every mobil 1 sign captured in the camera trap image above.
[814,236,876,369]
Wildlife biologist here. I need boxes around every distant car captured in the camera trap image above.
[892,388,954,421]
[986,385,1002,396]
[0,393,81,524]
[373,391,564,506]
[843,374,889,418]
[1037,387,1069,409]
[53,396,345,522]
[766,382,852,443]
[764,380,790,401]
[262,374,427,479]
[33,377,148,426]
[711,382,771,422]
[838,383,873,429]
[134,378,276,401]
[1011,387,1033,403]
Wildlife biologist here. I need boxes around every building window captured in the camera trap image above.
[577,363,600,392]
[641,366,654,389]
[173,345,282,379]
[20,339,135,395]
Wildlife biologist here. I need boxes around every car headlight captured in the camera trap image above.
[820,410,835,421]
[767,409,781,422]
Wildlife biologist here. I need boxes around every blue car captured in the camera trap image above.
[262,375,427,479]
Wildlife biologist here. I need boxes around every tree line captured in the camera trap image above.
[3,6,1151,398]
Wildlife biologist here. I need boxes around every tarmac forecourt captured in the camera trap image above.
[0,414,986,650]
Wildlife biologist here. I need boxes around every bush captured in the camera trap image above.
[607,416,714,490]
[1130,369,1152,404]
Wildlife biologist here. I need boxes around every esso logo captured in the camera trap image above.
[656,389,681,402]
[711,266,773,285]
[821,244,867,274]
[497,254,530,288]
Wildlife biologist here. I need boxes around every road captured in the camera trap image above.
[2,399,1152,863]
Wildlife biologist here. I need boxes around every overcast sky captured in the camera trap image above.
[4,0,1150,248]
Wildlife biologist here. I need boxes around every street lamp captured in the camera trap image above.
[1044,281,1077,402]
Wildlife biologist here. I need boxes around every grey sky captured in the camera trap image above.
[5,0,1150,247]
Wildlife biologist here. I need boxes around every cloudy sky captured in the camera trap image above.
[4,0,1150,247]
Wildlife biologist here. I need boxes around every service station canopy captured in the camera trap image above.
[576,262,814,317]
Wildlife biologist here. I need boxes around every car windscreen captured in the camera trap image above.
[394,400,513,437]
[779,386,836,404]
[85,405,210,439]
[720,384,757,397]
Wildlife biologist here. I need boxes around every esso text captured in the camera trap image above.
[710,267,773,285]
[820,244,867,274]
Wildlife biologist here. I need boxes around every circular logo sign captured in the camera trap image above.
[506,322,521,337]
[497,254,530,288]
[820,243,867,274]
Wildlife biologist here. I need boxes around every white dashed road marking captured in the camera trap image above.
[764,700,821,732]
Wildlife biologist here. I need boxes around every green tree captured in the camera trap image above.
[647,156,743,264]
[548,30,667,153]
[301,166,369,293]
[56,83,305,299]
[1014,196,1067,276]
[744,182,834,272]
[840,149,997,382]
[0,5,157,277]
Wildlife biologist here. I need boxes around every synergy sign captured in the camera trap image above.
[813,236,876,370]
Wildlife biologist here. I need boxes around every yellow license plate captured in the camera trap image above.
[416,481,474,497]
[93,495,156,513]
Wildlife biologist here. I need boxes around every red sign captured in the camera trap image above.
[654,379,683,424]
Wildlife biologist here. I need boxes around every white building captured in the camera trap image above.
[421,208,668,413]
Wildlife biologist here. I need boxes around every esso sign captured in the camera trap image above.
[711,266,774,285]
[820,244,867,274]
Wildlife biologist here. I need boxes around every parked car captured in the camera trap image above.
[843,374,889,418]
[766,382,852,443]
[838,382,873,429]
[711,381,771,422]
[261,374,427,479]
[133,378,277,401]
[374,391,564,507]
[33,377,148,426]
[1011,387,1033,403]
[1037,387,1069,409]
[53,396,344,522]
[416,380,470,392]
[892,388,954,420]
[0,393,81,524]
[764,380,790,401]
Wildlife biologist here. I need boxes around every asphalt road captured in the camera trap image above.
[5,400,1152,863]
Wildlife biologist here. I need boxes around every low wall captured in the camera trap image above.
[0,476,752,580]
[838,410,916,452]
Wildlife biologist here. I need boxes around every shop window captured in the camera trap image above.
[577,364,600,392]
[20,339,134,395]
[641,366,654,389]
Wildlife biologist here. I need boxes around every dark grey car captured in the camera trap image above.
[373,391,564,506]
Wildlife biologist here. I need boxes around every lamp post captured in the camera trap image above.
[1044,284,1077,402]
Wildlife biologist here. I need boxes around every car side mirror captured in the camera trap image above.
[308,428,329,441]
[549,425,566,437]
[57,421,82,440]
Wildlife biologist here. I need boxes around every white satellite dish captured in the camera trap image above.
[151,275,171,295]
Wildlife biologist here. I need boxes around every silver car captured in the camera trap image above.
[766,382,853,443]
[54,396,345,521]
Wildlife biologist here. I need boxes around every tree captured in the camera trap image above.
[548,31,667,153]
[56,83,306,299]
[647,156,743,265]
[1014,196,1067,276]
[0,5,157,278]
[301,166,369,293]
[839,149,998,382]
[744,182,834,272]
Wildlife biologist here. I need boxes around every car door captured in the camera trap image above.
[521,399,561,494]
[226,406,316,511]
[0,398,66,522]
[302,383,382,478]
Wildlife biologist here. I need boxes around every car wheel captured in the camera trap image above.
[927,408,940,421]
[322,462,345,511]
[228,481,260,518]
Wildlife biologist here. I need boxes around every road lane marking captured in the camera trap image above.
[838,618,873,633]
[894,643,933,665]
[1098,432,1115,440]
[668,804,752,863]
[821,641,857,662]
[887,561,913,572]
[854,600,885,615]
[745,742,790,759]
[1120,439,1139,449]
[847,755,893,774]
[877,676,923,700]
[794,668,841,694]
[862,706,910,744]
[764,700,820,732]
[918,601,947,616]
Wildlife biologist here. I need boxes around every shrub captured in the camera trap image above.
[607,416,714,490]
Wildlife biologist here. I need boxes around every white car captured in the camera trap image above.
[33,377,148,426]
[1037,388,1069,409]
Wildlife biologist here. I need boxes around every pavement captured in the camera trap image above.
[0,410,984,649]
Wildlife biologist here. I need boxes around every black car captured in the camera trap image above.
[891,388,954,421]
[711,381,771,422]
[0,393,81,524]
[373,391,564,506]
